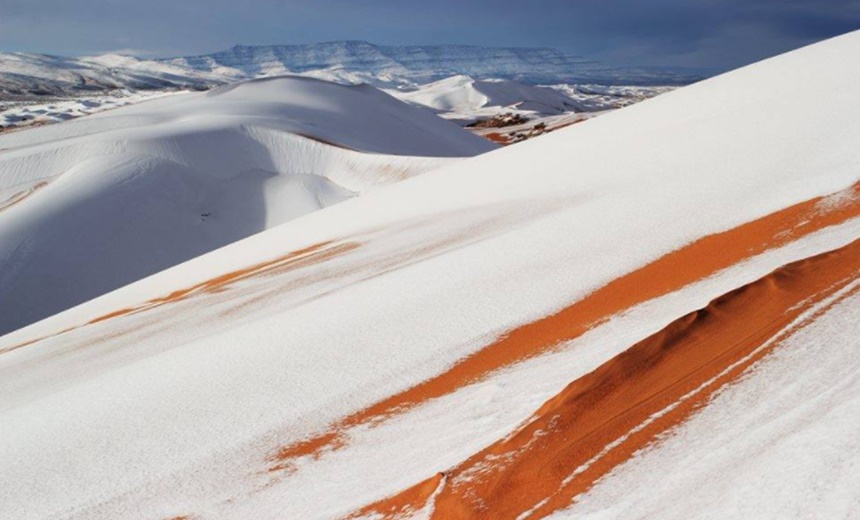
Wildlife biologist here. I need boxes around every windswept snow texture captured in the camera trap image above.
[1,31,859,520]
[0,76,494,336]
[551,283,860,520]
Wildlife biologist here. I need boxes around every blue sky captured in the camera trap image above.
[1,0,858,70]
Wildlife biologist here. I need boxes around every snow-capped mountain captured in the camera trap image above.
[0,41,707,100]
[0,51,228,98]
[165,41,707,86]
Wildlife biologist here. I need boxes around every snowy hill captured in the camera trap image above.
[1,31,859,520]
[1,42,695,134]
[385,76,674,143]
[0,76,494,336]
[387,75,584,118]
[0,51,227,98]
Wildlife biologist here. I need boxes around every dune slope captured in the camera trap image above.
[0,76,495,336]
[0,31,859,520]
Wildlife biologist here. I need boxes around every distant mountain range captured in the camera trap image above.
[0,41,710,99]
[164,41,707,85]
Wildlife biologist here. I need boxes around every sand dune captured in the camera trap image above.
[265,182,859,471]
[0,76,494,336]
[358,238,859,518]
[1,31,859,520]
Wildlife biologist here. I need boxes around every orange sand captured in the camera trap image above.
[0,240,355,355]
[483,132,511,145]
[268,182,860,470]
[357,238,860,519]
[0,181,48,215]
[90,241,357,322]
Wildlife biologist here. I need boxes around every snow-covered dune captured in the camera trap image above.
[0,76,495,336]
[1,31,859,520]
[389,74,582,118]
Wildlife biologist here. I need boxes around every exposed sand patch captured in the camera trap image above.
[266,183,860,472]
[356,238,860,519]
[0,181,48,215]
[0,240,351,356]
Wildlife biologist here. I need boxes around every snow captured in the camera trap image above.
[1,42,700,104]
[387,75,580,116]
[386,75,673,123]
[167,42,703,86]
[0,51,227,97]
[0,76,494,336]
[547,84,677,111]
[28,219,850,520]
[2,45,682,135]
[0,90,179,130]
[550,281,860,520]
[1,30,859,520]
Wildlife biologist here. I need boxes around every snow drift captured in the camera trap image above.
[1,31,859,520]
